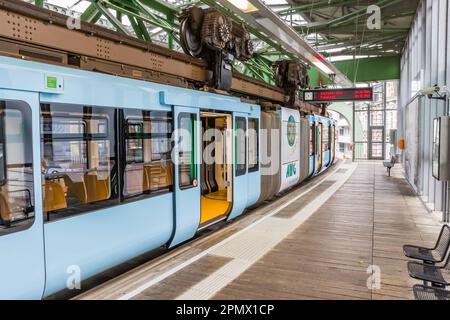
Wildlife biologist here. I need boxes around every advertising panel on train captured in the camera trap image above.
[279,108,301,192]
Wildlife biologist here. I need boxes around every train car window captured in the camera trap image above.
[178,113,197,189]
[322,124,329,151]
[248,118,259,172]
[40,103,118,222]
[310,125,315,156]
[123,109,173,199]
[235,117,247,176]
[0,100,35,235]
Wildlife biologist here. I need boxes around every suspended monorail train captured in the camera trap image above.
[0,56,335,299]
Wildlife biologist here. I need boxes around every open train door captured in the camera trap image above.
[0,89,45,299]
[168,106,201,247]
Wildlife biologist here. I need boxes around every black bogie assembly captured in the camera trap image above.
[180,7,253,91]
[273,60,310,106]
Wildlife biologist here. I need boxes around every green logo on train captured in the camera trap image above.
[286,163,297,178]
[287,115,296,147]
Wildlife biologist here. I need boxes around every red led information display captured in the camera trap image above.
[303,88,373,103]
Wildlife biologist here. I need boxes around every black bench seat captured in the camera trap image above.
[413,285,450,300]
[403,225,450,264]
[408,260,450,287]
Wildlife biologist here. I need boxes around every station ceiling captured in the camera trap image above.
[283,0,420,59]
[26,0,420,85]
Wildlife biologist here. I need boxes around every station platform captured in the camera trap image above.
[75,161,442,300]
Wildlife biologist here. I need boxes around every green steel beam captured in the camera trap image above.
[277,0,361,16]
[35,0,44,7]
[80,2,101,22]
[95,1,133,35]
[128,15,152,41]
[167,12,175,49]
[305,0,404,29]
[139,0,179,16]
[100,0,180,44]
[308,55,401,86]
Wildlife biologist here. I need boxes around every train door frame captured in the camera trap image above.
[227,112,249,220]
[308,118,316,178]
[198,111,233,228]
[0,89,45,299]
[169,106,201,247]
[331,124,336,164]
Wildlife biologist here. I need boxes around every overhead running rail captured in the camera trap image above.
[209,0,353,88]
[0,0,327,113]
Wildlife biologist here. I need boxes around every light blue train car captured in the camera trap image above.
[0,56,260,299]
[0,54,335,299]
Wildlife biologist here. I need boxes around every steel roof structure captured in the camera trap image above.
[26,0,419,86]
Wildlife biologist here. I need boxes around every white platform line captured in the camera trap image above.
[176,163,357,300]
[118,163,355,300]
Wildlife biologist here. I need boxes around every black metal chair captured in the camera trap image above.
[408,254,450,287]
[413,284,450,300]
[403,224,450,265]
[383,155,397,177]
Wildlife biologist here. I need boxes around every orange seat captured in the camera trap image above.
[63,175,88,204]
[84,174,110,203]
[144,162,172,191]
[0,192,11,226]
[43,181,67,213]
[142,165,151,191]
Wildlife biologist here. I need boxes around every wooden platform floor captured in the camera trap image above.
[211,162,441,300]
[75,162,442,300]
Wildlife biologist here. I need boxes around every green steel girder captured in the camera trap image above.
[128,14,152,41]
[316,33,407,54]
[139,0,178,16]
[277,0,363,16]
[80,3,100,22]
[97,0,180,43]
[95,1,133,35]
[304,0,404,29]
[308,55,401,86]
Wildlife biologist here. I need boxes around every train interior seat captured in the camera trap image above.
[143,162,172,192]
[63,175,88,204]
[0,192,11,226]
[84,173,110,203]
[43,181,67,213]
